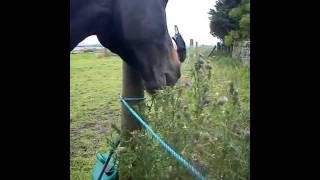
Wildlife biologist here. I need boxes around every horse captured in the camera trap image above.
[70,0,186,91]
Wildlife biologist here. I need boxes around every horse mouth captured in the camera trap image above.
[144,73,179,94]
[146,88,158,95]
[144,78,166,95]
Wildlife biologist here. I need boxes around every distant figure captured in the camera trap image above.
[172,25,187,62]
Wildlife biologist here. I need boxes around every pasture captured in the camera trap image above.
[70,49,250,179]
[71,53,122,179]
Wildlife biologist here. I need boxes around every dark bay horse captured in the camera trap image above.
[70,0,186,90]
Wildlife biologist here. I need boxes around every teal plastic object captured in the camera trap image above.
[92,151,119,180]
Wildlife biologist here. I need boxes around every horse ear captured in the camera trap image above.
[162,0,168,7]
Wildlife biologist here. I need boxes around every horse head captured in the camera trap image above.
[70,0,186,91]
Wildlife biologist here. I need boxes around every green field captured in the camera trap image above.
[70,51,250,179]
[71,53,123,179]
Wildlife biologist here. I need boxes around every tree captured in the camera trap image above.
[209,0,250,46]
[209,0,242,41]
[227,0,250,43]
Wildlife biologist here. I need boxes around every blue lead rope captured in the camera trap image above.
[120,96,207,180]
[122,97,146,101]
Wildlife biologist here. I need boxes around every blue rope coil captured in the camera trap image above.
[120,96,207,180]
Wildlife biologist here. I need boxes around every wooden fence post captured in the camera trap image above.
[120,62,144,179]
[121,62,144,137]
[195,41,198,57]
[190,39,194,47]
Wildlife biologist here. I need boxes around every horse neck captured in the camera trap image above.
[70,0,113,51]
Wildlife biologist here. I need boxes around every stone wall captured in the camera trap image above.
[232,41,250,67]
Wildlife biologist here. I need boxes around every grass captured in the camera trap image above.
[70,53,122,179]
[70,50,250,180]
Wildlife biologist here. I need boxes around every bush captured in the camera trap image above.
[113,53,250,180]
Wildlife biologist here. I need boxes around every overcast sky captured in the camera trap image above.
[79,0,218,46]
